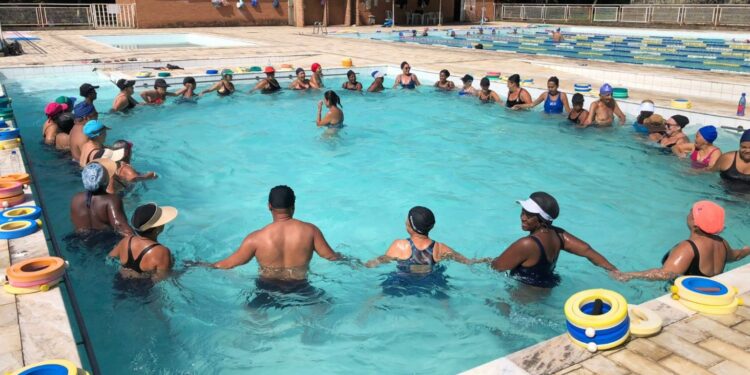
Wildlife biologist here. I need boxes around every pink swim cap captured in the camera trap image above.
[692,200,725,234]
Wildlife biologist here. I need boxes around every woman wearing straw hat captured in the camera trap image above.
[109,203,178,277]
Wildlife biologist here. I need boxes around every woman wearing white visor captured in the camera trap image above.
[491,192,618,288]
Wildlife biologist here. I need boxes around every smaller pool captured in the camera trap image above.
[85,33,253,50]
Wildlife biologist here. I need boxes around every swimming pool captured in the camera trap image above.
[85,33,253,50]
[340,26,750,74]
[6,70,750,374]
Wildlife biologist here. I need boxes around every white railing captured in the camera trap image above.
[497,3,750,27]
[0,3,136,29]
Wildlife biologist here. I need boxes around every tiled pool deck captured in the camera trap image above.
[2,23,750,374]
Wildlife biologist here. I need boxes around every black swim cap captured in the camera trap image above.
[183,77,196,85]
[295,67,305,75]
[269,185,295,209]
[480,77,490,87]
[671,115,689,128]
[408,206,435,235]
[530,192,559,220]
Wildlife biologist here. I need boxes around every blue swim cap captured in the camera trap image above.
[698,126,718,144]
[83,119,109,138]
[81,163,107,192]
[741,129,750,143]
[73,101,96,120]
[599,83,613,95]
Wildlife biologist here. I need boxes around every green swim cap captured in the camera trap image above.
[55,96,68,104]
[222,69,233,76]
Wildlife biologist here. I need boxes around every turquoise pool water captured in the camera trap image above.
[7,71,750,374]
[339,26,750,73]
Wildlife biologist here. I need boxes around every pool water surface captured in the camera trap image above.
[7,71,750,374]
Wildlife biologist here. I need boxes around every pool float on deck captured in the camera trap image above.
[486,72,501,79]
[249,66,263,72]
[0,173,31,185]
[0,193,26,207]
[521,78,534,87]
[0,108,15,121]
[206,69,219,75]
[5,359,88,375]
[0,219,40,240]
[135,71,152,78]
[157,72,171,78]
[0,127,20,140]
[671,276,743,314]
[612,87,629,99]
[0,138,20,150]
[564,289,630,352]
[279,64,293,70]
[671,99,692,109]
[342,58,353,67]
[4,256,65,294]
[1,205,42,222]
[627,305,662,337]
[234,67,249,73]
[574,83,592,93]
[0,181,23,199]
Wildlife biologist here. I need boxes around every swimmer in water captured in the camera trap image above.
[505,74,532,109]
[673,126,721,170]
[612,200,749,281]
[513,76,569,114]
[581,84,626,127]
[368,70,386,93]
[458,74,477,96]
[434,69,456,91]
[69,101,98,162]
[712,129,750,191]
[174,77,197,99]
[366,206,489,297]
[200,72,235,96]
[567,93,588,125]
[652,115,690,149]
[252,66,282,94]
[188,186,351,305]
[491,192,618,288]
[477,77,502,105]
[316,90,344,130]
[141,79,176,105]
[310,63,324,89]
[109,203,177,281]
[393,61,420,89]
[341,70,362,91]
[551,28,564,43]
[290,68,313,90]
[111,79,138,112]
[78,119,109,168]
[632,100,655,134]
[43,102,68,146]
[70,160,132,236]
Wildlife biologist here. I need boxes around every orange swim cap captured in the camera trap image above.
[692,200,725,235]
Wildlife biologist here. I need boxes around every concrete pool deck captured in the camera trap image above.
[1,23,750,374]
[1,24,749,122]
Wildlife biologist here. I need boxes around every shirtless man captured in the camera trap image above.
[69,101,98,162]
[551,28,564,43]
[70,160,132,236]
[193,186,346,304]
[581,84,625,127]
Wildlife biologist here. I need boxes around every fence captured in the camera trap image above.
[0,3,136,29]
[495,4,750,27]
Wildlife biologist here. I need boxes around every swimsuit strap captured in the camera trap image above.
[85,147,101,165]
[134,243,159,266]
[126,236,136,266]
[684,240,705,277]
[528,235,547,264]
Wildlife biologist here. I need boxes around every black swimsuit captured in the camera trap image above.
[720,153,750,185]
[568,110,584,124]
[218,81,234,96]
[478,90,494,104]
[123,236,160,273]
[509,229,564,288]
[506,89,528,108]
[661,239,726,278]
[261,78,281,94]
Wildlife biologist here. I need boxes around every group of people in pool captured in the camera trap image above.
[39,64,750,300]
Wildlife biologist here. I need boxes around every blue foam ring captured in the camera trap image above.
[567,317,630,345]
[681,277,728,296]
[574,83,591,89]
[0,128,19,140]
[0,219,39,240]
[17,363,74,375]
[206,69,219,75]
[1,205,42,222]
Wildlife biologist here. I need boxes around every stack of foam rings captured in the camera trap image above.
[0,173,31,185]
[157,72,171,77]
[671,99,692,109]
[613,87,629,99]
[574,83,592,93]
[521,78,534,87]
[0,107,14,121]
[0,122,20,149]
[564,289,630,352]
[280,64,293,70]
[250,66,263,72]
[671,276,744,315]
[136,71,152,78]
[206,69,219,75]
[486,72,501,80]
[0,181,25,207]
[3,256,65,295]
[234,67,249,73]
[7,359,89,375]
[342,58,353,67]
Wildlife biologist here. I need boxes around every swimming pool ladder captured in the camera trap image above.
[313,21,327,35]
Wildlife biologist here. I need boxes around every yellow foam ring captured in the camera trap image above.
[678,297,740,315]
[627,305,663,337]
[672,276,737,306]
[671,99,692,109]
[567,331,630,352]
[135,71,151,78]
[2,278,61,295]
[564,289,628,330]
[4,207,34,217]
[7,359,79,375]
[0,220,31,231]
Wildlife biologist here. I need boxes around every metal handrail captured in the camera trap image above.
[15,139,102,375]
